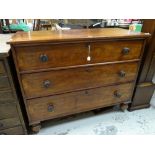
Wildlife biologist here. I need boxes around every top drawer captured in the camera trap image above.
[15,40,143,72]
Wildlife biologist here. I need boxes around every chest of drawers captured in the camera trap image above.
[8,28,150,133]
[0,34,27,134]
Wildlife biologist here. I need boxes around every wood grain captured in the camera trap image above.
[129,19,155,111]
[0,102,18,119]
[0,126,24,135]
[15,40,143,71]
[0,117,21,130]
[27,83,134,124]
[21,62,138,99]
[129,82,155,111]
[0,48,27,134]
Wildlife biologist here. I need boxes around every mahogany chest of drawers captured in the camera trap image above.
[8,28,149,132]
[0,34,27,135]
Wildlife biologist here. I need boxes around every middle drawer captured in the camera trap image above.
[21,62,138,99]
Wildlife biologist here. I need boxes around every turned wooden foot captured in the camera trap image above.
[31,123,41,133]
[120,103,128,112]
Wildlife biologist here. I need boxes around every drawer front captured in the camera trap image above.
[0,90,15,103]
[90,40,143,63]
[27,83,134,123]
[0,61,6,75]
[16,43,88,71]
[0,76,10,90]
[0,102,18,119]
[0,126,24,135]
[15,40,143,71]
[0,117,21,130]
[22,62,138,99]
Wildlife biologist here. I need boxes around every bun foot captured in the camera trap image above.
[31,123,41,133]
[120,103,128,112]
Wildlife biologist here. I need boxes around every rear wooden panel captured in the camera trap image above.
[91,40,143,63]
[21,62,138,99]
[15,43,88,71]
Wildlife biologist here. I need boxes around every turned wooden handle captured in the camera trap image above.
[47,104,54,112]
[114,91,122,98]
[43,80,51,88]
[122,47,130,55]
[118,70,126,77]
[39,54,48,62]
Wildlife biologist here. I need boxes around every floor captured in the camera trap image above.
[37,90,155,135]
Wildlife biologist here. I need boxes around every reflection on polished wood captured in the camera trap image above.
[8,28,150,44]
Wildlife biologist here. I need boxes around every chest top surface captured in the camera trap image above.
[7,28,150,45]
[0,34,13,57]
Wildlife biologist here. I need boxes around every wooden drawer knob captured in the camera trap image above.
[47,104,54,112]
[114,91,122,98]
[39,54,48,62]
[43,80,51,88]
[118,70,126,77]
[122,47,130,55]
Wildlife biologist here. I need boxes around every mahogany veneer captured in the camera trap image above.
[8,28,150,133]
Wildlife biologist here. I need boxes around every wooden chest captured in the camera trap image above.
[8,28,150,132]
[0,34,27,135]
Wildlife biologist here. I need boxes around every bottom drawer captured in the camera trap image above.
[27,83,134,124]
[0,117,21,130]
[0,126,24,135]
